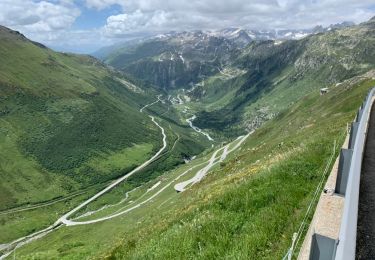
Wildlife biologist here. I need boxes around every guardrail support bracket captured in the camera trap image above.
[335,149,353,195]
[355,108,364,123]
[309,233,338,260]
[349,122,359,149]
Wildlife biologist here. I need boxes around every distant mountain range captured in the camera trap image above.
[206,21,355,46]
[94,21,356,58]
[94,18,375,134]
[92,21,359,92]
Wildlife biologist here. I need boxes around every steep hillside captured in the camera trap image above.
[97,22,355,92]
[96,19,375,138]
[108,78,374,260]
[9,68,375,260]
[105,78,374,260]
[190,18,375,134]
[101,31,237,90]
[0,26,162,210]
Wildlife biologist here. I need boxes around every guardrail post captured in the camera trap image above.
[335,149,353,195]
[355,107,364,123]
[309,233,338,260]
[348,122,359,149]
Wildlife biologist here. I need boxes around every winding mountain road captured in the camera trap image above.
[0,98,167,259]
[0,97,252,259]
[174,145,226,192]
[140,95,162,112]
[65,133,252,225]
[58,115,167,226]
[174,133,251,192]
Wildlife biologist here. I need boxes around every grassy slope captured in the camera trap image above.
[0,26,215,245]
[0,104,210,244]
[105,79,374,259]
[11,76,374,259]
[0,27,162,210]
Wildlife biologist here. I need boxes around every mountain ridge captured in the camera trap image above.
[97,18,375,137]
[93,21,356,58]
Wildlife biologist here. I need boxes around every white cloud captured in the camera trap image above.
[0,0,80,33]
[96,0,375,38]
[104,10,172,36]
[85,0,123,10]
[0,0,374,53]
[0,0,83,50]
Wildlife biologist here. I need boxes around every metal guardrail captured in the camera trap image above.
[334,87,375,260]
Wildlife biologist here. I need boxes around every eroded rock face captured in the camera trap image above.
[106,31,237,90]
[292,21,375,85]
[245,110,277,133]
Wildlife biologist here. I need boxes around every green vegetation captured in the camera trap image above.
[2,18,375,260]
[0,26,215,245]
[0,187,99,243]
[104,79,374,260]
[101,19,375,137]
[188,20,375,135]
[0,26,205,213]
[9,75,374,259]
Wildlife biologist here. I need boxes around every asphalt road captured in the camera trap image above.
[0,99,167,258]
[59,115,167,226]
[356,102,375,259]
[174,133,251,192]
[0,97,252,258]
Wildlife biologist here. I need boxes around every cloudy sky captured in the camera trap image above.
[0,0,374,53]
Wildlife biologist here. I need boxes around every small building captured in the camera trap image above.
[320,88,329,95]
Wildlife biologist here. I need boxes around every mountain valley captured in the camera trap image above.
[1,15,375,260]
